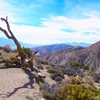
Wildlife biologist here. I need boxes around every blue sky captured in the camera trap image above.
[0,0,100,45]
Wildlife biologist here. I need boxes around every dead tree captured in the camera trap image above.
[0,17,38,72]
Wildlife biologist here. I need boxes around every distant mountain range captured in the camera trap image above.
[0,37,91,50]
[0,37,38,49]
[30,42,90,55]
[65,42,91,47]
[31,44,72,55]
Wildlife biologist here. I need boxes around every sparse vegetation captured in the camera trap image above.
[25,95,33,100]
[55,76,62,82]
[47,68,65,79]
[54,84,100,100]
[4,62,9,66]
[50,73,58,80]
[39,83,44,90]
[1,16,100,100]
[82,65,89,70]
[14,47,32,57]
[69,61,80,67]
[36,59,48,65]
[83,76,94,85]
[43,92,51,99]
[71,76,82,84]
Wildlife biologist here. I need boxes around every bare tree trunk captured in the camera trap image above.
[0,17,26,59]
[0,17,37,70]
[0,16,46,79]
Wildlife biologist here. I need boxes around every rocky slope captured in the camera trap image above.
[36,46,84,65]
[36,41,100,72]
[1,44,100,100]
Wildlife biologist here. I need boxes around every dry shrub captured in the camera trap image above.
[47,68,65,79]
[8,52,18,60]
[83,76,94,85]
[45,65,51,69]
[70,76,83,84]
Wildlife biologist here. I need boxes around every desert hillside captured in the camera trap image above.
[37,41,100,72]
[0,44,100,100]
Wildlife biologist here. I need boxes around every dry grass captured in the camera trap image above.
[83,75,94,85]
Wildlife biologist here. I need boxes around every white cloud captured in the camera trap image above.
[1,15,100,45]
[0,0,100,45]
[0,0,23,23]
[42,16,100,31]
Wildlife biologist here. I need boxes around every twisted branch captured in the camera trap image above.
[0,17,26,58]
[0,16,46,78]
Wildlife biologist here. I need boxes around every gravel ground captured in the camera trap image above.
[0,66,43,100]
[0,64,56,100]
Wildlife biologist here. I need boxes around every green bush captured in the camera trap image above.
[47,68,64,79]
[82,65,89,70]
[39,83,43,90]
[4,62,10,66]
[71,77,82,84]
[55,84,100,100]
[14,47,32,57]
[50,73,63,81]
[43,92,51,99]
[25,95,33,99]
[69,62,80,67]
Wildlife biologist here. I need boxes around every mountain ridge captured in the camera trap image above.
[36,41,100,72]
[0,37,38,49]
[31,44,72,55]
[0,37,91,49]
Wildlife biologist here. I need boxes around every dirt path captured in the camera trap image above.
[0,66,42,100]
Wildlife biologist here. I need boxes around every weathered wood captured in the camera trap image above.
[0,17,35,70]
[0,17,26,60]
[0,16,46,79]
